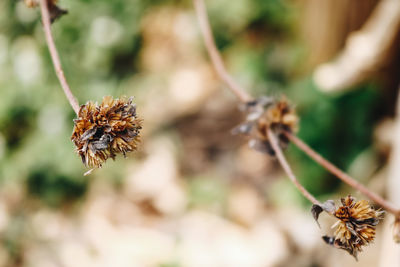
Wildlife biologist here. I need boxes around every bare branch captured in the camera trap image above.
[193,0,253,103]
[268,129,321,206]
[285,131,400,215]
[39,0,80,115]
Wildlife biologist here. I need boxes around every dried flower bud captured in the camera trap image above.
[71,96,142,169]
[393,217,400,243]
[312,195,384,260]
[24,0,68,23]
[232,96,298,155]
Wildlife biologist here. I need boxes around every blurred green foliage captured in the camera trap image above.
[27,166,87,206]
[188,175,228,211]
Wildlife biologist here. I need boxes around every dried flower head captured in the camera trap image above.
[392,217,400,243]
[232,96,298,155]
[71,96,142,169]
[24,0,68,23]
[312,195,384,259]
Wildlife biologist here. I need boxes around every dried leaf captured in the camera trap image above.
[311,200,336,227]
[248,139,275,156]
[322,235,334,245]
[311,205,323,228]
[48,3,68,23]
[322,236,359,260]
[231,122,253,135]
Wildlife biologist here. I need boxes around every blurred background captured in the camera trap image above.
[1,0,400,266]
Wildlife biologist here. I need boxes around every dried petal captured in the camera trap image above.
[233,96,298,156]
[48,3,68,23]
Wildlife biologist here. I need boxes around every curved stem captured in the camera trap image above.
[268,129,321,206]
[285,131,400,215]
[39,0,80,115]
[193,0,253,103]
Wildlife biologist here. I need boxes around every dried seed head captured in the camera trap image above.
[24,0,68,23]
[71,96,142,169]
[313,195,384,260]
[233,96,298,155]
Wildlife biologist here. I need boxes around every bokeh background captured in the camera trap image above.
[1,0,400,266]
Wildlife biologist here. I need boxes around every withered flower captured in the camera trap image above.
[232,96,298,155]
[312,195,384,259]
[71,96,142,170]
[24,0,68,23]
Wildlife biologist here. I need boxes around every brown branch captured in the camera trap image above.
[39,0,80,115]
[193,0,253,103]
[285,131,400,215]
[268,129,321,206]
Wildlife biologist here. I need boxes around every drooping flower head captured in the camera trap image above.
[312,195,384,259]
[233,96,298,155]
[71,96,142,169]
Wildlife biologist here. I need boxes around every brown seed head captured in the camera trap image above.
[321,195,384,259]
[71,96,142,169]
[233,96,298,155]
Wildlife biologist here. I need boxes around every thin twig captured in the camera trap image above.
[285,131,400,215]
[193,0,253,103]
[39,0,80,115]
[268,129,321,206]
